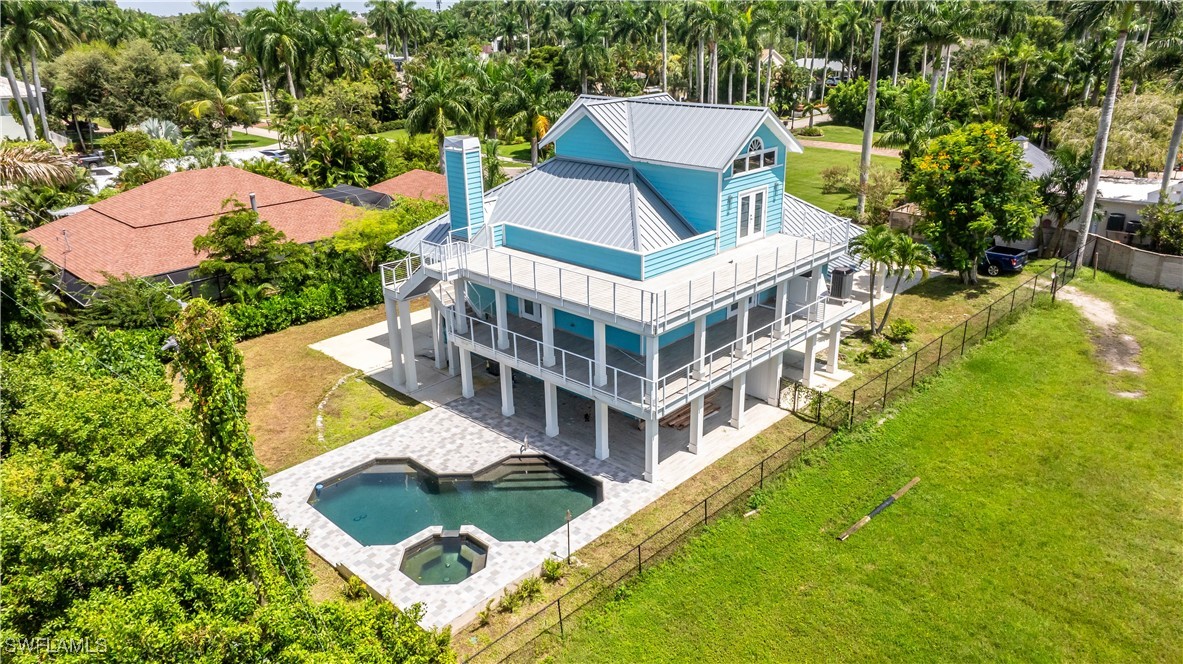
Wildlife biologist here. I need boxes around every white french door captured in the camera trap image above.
[737,188,767,244]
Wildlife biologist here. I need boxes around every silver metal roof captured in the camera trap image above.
[1014,137,1054,180]
[781,193,865,270]
[544,94,800,170]
[390,213,450,252]
[486,157,695,252]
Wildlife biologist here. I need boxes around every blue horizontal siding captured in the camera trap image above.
[554,117,631,165]
[642,232,717,279]
[503,225,643,280]
[634,162,718,235]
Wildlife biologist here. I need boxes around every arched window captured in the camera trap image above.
[733,137,777,175]
[748,137,764,153]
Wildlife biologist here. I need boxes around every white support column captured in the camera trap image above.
[398,300,418,391]
[448,344,459,377]
[692,315,706,379]
[494,289,509,349]
[499,362,514,416]
[773,280,789,338]
[541,303,556,367]
[459,348,474,398]
[688,395,704,454]
[644,335,660,406]
[543,380,559,437]
[729,372,748,429]
[430,303,446,370]
[594,400,610,459]
[593,320,608,386]
[384,294,406,387]
[735,301,750,357]
[802,335,817,388]
[764,352,784,406]
[806,270,824,321]
[454,278,468,334]
[642,415,659,483]
[826,324,842,373]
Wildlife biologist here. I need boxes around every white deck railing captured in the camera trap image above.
[384,218,850,331]
[446,294,830,415]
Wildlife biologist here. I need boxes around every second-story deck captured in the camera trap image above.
[384,218,852,335]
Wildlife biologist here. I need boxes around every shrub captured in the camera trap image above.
[853,350,871,364]
[517,576,543,602]
[101,131,152,163]
[869,336,895,359]
[376,119,406,133]
[146,138,184,160]
[826,78,870,127]
[497,590,522,614]
[793,126,824,137]
[541,558,565,583]
[885,318,918,343]
[343,576,369,600]
[477,600,495,627]
[820,165,855,194]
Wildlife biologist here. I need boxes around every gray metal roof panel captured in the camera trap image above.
[389,213,450,252]
[486,158,694,252]
[781,193,866,270]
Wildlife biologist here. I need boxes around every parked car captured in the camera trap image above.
[978,245,1028,276]
[258,148,289,163]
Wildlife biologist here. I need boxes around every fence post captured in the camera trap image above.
[558,597,564,639]
[985,303,993,335]
[637,544,642,574]
[848,392,856,427]
[910,351,919,388]
[760,460,765,489]
[882,367,890,408]
[936,333,944,368]
[960,320,969,356]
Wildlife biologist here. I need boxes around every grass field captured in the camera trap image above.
[371,127,410,141]
[810,122,880,146]
[497,141,532,163]
[783,146,900,214]
[228,130,278,149]
[555,272,1182,662]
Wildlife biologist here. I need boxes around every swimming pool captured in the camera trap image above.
[310,456,600,545]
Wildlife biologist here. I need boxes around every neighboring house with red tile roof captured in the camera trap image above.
[23,166,354,301]
[369,169,448,203]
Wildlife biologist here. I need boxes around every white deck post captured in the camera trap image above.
[542,303,556,367]
[644,335,660,405]
[430,302,446,370]
[802,335,817,388]
[643,415,659,483]
[594,400,610,459]
[448,344,459,377]
[454,278,468,334]
[826,324,842,373]
[688,395,704,454]
[494,289,509,349]
[543,380,559,437]
[764,352,784,406]
[499,362,514,416]
[735,300,750,357]
[384,293,406,387]
[459,348,474,398]
[398,300,418,391]
[593,320,608,386]
[773,280,789,338]
[729,372,748,429]
[807,270,824,321]
[692,315,706,379]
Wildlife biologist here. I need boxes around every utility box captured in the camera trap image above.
[830,267,854,301]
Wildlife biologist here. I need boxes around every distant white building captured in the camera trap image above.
[0,76,41,141]
[793,58,844,74]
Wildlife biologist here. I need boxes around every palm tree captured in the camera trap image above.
[173,52,260,149]
[857,1,888,218]
[2,0,76,150]
[1,27,35,142]
[366,0,397,55]
[565,15,609,95]
[1147,27,1183,197]
[243,0,307,99]
[308,6,367,80]
[848,223,895,333]
[189,0,238,52]
[877,235,931,334]
[875,88,952,180]
[405,60,472,174]
[500,67,573,166]
[1066,0,1143,266]
[719,39,749,105]
[1037,147,1092,258]
[0,143,76,187]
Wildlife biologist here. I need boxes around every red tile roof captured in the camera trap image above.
[23,166,354,285]
[369,169,448,203]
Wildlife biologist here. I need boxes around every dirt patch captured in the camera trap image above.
[1057,286,1144,377]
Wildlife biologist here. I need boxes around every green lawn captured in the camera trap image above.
[228,130,278,149]
[783,146,900,213]
[497,141,532,163]
[810,122,881,146]
[370,127,410,141]
[557,272,1182,662]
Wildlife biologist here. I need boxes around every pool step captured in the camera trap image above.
[492,472,575,490]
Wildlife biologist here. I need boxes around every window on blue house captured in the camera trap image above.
[732,137,777,176]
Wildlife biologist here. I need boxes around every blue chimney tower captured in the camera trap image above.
[443,136,484,240]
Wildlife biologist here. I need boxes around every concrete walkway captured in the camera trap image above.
[796,139,901,158]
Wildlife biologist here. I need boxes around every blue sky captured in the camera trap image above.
[116,0,451,16]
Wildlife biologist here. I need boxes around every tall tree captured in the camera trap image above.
[857,1,889,218]
[173,52,260,149]
[2,0,77,149]
[243,0,308,99]
[565,15,609,95]
[187,0,239,52]
[877,234,931,334]
[1067,0,1143,265]
[1037,147,1092,258]
[500,67,572,166]
[848,223,895,333]
[405,60,472,173]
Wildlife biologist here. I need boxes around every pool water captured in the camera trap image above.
[400,534,487,585]
[311,456,600,545]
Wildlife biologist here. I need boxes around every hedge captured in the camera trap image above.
[223,273,383,341]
